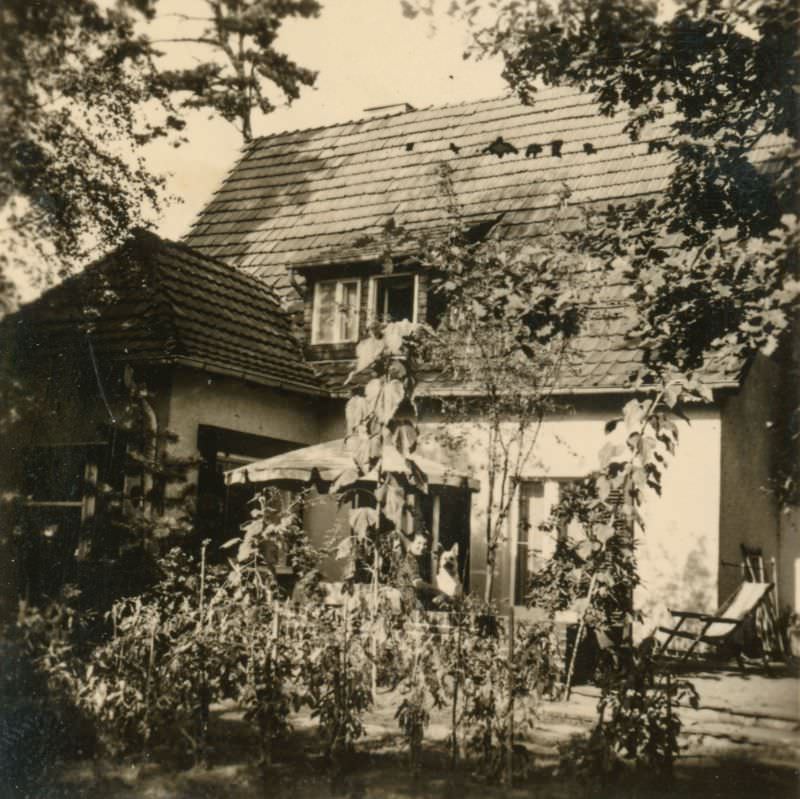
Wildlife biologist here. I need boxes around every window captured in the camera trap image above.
[514,479,585,606]
[369,274,418,324]
[19,441,119,599]
[312,279,360,344]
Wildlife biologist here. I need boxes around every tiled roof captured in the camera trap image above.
[184,87,779,298]
[183,88,776,394]
[9,230,323,396]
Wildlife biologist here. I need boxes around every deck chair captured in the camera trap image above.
[658,581,774,664]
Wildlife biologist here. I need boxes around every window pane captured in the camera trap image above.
[375,276,414,322]
[340,282,359,341]
[315,282,337,343]
[516,480,545,605]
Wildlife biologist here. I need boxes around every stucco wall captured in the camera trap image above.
[166,367,325,461]
[719,355,791,611]
[417,400,722,629]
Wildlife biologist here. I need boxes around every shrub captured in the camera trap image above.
[440,601,561,781]
[0,591,94,794]
[559,638,698,782]
[300,601,372,765]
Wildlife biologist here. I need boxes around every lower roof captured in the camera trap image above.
[7,230,324,397]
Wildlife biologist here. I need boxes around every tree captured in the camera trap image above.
[1,0,173,302]
[418,0,799,377]
[422,170,586,601]
[0,0,319,305]
[156,0,320,144]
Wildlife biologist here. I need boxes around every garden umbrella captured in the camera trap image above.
[224,438,479,491]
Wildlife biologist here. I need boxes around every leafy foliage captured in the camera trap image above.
[422,169,588,600]
[433,600,561,780]
[337,320,431,588]
[392,614,447,772]
[559,639,698,781]
[0,591,96,793]
[300,602,373,764]
[75,547,230,759]
[0,0,320,303]
[409,0,800,506]
[0,0,174,297]
[156,0,320,142]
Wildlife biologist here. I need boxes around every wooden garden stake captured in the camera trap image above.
[450,613,461,769]
[197,539,210,766]
[565,571,598,701]
[372,547,379,698]
[505,606,515,788]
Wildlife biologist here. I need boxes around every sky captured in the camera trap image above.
[146,0,507,241]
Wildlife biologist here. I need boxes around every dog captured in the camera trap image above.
[435,543,463,598]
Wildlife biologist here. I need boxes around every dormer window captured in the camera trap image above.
[312,279,360,344]
[369,274,418,324]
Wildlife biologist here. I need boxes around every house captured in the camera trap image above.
[4,89,796,626]
[0,231,340,614]
[182,87,797,623]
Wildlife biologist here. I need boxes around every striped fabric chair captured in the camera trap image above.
[658,582,774,665]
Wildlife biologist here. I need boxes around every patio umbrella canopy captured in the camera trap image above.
[224,438,479,491]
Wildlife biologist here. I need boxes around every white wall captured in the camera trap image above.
[418,402,722,630]
[166,367,324,460]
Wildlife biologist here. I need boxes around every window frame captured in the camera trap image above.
[311,278,361,345]
[512,476,586,607]
[21,442,103,520]
[367,272,419,325]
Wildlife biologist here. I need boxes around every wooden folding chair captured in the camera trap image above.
[658,581,774,665]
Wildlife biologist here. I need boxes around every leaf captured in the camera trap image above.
[663,382,681,409]
[345,395,368,433]
[354,336,385,375]
[382,479,407,529]
[377,380,405,424]
[330,467,359,493]
[604,417,623,434]
[349,507,378,539]
[220,537,241,550]
[696,382,714,403]
[383,320,418,354]
[572,597,589,615]
[335,536,353,561]
[393,420,418,455]
[622,399,645,432]
[576,539,594,561]
[595,524,614,544]
[364,378,382,413]
[380,443,408,473]
[406,458,429,494]
[599,441,625,468]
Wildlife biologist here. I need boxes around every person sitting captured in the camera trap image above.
[397,533,449,611]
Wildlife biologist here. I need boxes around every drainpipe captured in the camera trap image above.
[138,386,158,519]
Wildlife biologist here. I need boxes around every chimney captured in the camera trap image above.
[363,102,416,117]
